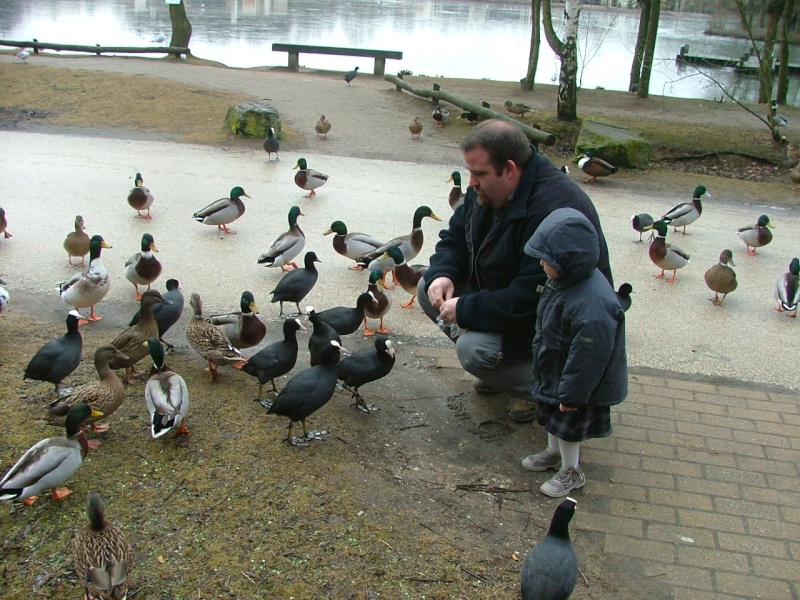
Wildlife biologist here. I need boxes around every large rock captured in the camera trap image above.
[224,100,281,139]
[576,118,651,170]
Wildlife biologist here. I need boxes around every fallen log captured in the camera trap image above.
[384,73,555,146]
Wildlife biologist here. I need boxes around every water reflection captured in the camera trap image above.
[1,0,798,104]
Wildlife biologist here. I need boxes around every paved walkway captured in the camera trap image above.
[4,54,800,598]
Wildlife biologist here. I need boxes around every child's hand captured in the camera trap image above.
[559,403,577,413]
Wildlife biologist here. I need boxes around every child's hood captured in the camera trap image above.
[523,207,599,285]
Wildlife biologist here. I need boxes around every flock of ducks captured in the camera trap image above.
[629,184,798,314]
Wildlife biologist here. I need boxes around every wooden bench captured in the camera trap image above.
[271,43,403,76]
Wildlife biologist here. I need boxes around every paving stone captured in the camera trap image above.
[715,571,792,598]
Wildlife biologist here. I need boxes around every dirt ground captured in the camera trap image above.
[0,56,795,599]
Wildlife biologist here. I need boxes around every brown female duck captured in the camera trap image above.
[704,249,737,306]
[64,215,90,267]
[47,346,128,447]
[185,293,246,382]
[108,290,165,383]
[73,492,133,600]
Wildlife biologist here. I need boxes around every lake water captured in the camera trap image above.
[2,0,799,104]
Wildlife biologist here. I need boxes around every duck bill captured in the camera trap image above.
[101,241,112,249]
[323,228,333,235]
[91,409,104,418]
[430,212,443,222]
[250,302,259,313]
[150,243,159,252]
[242,192,252,199]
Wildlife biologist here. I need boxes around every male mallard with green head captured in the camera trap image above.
[648,220,690,283]
[323,220,385,270]
[364,269,391,336]
[257,205,305,271]
[662,185,710,234]
[192,186,251,235]
[124,233,161,300]
[775,257,800,317]
[58,234,112,325]
[704,249,737,306]
[1,403,102,505]
[294,158,329,198]
[73,491,133,600]
[208,290,267,350]
[144,337,190,437]
[737,214,774,255]
[447,170,465,211]
[127,171,155,219]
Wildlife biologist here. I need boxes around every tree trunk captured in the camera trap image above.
[758,0,783,104]
[637,0,660,99]
[542,0,580,121]
[777,0,795,103]
[521,0,542,90]
[629,0,650,92]
[169,1,192,49]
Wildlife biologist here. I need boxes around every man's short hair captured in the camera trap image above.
[461,119,533,175]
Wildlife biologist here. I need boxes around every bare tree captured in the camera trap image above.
[629,0,650,93]
[777,0,795,103]
[542,0,582,121]
[522,0,543,90]
[637,0,661,98]
[169,0,192,49]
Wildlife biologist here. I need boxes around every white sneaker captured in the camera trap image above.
[521,448,561,472]
[540,466,585,498]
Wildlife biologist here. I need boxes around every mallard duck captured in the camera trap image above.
[648,220,690,283]
[775,257,800,317]
[73,491,133,600]
[315,115,332,139]
[0,206,11,239]
[323,220,385,270]
[257,205,305,271]
[306,308,342,367]
[124,233,161,300]
[263,126,280,162]
[58,235,112,325]
[578,151,618,183]
[64,215,90,267]
[662,185,710,234]
[314,292,377,335]
[357,205,442,288]
[293,158,329,198]
[144,337,190,437]
[108,290,165,383]
[447,170,465,211]
[704,249,737,306]
[1,403,102,505]
[185,293,246,382]
[127,172,155,220]
[47,346,127,446]
[377,245,425,308]
[129,278,184,350]
[364,268,391,335]
[344,66,359,85]
[521,498,578,600]
[631,213,654,243]
[267,340,348,446]
[24,310,83,396]
[459,110,480,124]
[504,100,531,117]
[242,318,307,403]
[336,337,396,413]
[270,251,321,318]
[208,290,267,350]
[192,186,251,235]
[409,116,423,139]
[432,104,450,127]
[616,283,633,312]
[737,214,774,255]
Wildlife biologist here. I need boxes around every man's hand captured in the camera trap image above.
[438,297,458,324]
[427,277,455,309]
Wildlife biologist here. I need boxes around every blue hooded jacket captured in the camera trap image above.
[524,208,627,408]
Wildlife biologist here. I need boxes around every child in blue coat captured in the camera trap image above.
[522,208,628,497]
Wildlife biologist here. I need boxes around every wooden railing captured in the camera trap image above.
[0,39,190,59]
